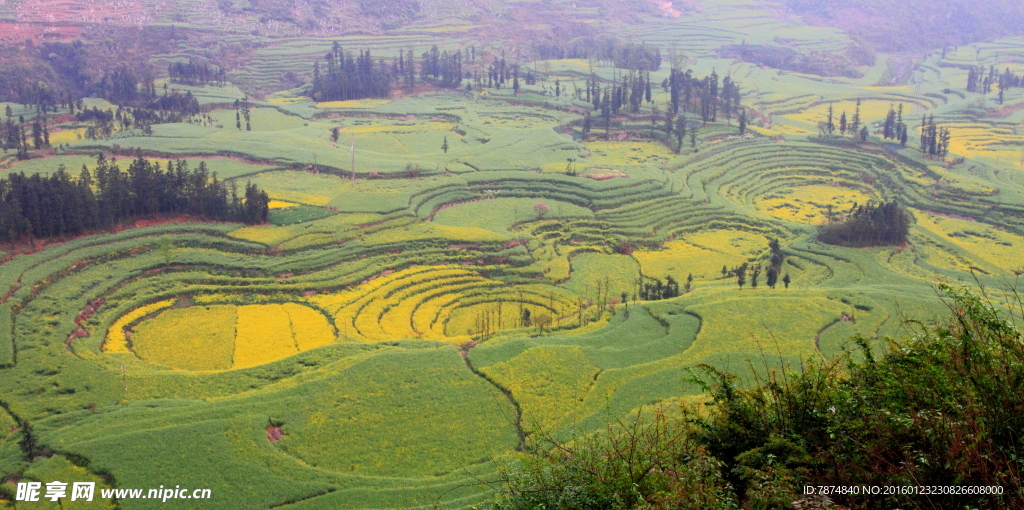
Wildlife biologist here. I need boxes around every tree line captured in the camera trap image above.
[664,68,743,124]
[967,65,1023,105]
[818,99,867,141]
[168,60,228,87]
[919,115,952,159]
[637,274,692,301]
[311,44,393,102]
[534,38,661,71]
[310,43,468,102]
[0,155,269,242]
[721,238,790,290]
[818,200,910,247]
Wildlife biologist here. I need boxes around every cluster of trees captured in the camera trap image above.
[577,68,741,148]
[637,274,692,301]
[70,92,201,140]
[310,44,470,101]
[534,38,661,71]
[95,65,158,106]
[720,239,790,290]
[593,71,653,114]
[421,46,463,88]
[819,100,867,141]
[168,60,227,86]
[3,107,51,160]
[0,155,269,242]
[310,44,394,102]
[881,103,909,146]
[818,200,910,247]
[233,98,252,131]
[664,68,743,124]
[722,262,789,290]
[919,115,952,159]
[0,41,90,107]
[967,65,1024,104]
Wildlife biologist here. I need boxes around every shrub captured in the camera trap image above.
[494,284,1024,509]
[493,407,739,510]
[698,282,1024,509]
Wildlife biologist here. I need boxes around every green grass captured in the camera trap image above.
[4,10,1024,510]
[432,197,594,234]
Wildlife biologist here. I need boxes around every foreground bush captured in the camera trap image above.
[493,284,1024,509]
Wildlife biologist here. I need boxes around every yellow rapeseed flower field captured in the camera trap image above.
[104,299,176,353]
[131,305,237,371]
[267,200,299,209]
[233,304,298,369]
[283,303,336,351]
[756,185,874,224]
[914,210,1024,273]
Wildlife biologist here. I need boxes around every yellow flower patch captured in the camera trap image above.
[316,99,392,109]
[268,200,299,209]
[782,100,913,129]
[131,305,237,371]
[233,305,298,369]
[283,303,336,351]
[634,240,735,283]
[686,229,769,257]
[104,299,176,353]
[48,128,88,144]
[755,185,875,224]
[914,210,1024,273]
[934,123,1024,161]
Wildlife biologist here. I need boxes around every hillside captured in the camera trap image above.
[786,0,1024,51]
[1,0,1024,509]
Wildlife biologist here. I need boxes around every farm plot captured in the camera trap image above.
[118,302,335,371]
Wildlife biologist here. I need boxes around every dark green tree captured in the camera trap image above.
[734,263,748,289]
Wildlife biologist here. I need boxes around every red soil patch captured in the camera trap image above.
[984,103,1024,119]
[266,426,283,443]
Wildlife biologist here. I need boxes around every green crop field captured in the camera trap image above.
[3,0,1024,507]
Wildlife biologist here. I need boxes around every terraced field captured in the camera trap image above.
[4,2,1024,508]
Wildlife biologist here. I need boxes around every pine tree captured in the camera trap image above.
[441,136,449,154]
[826,104,835,135]
[839,111,847,135]
[782,273,791,289]
[851,99,861,135]
[738,108,747,135]
[675,115,686,153]
[735,263,748,289]
[883,104,896,139]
